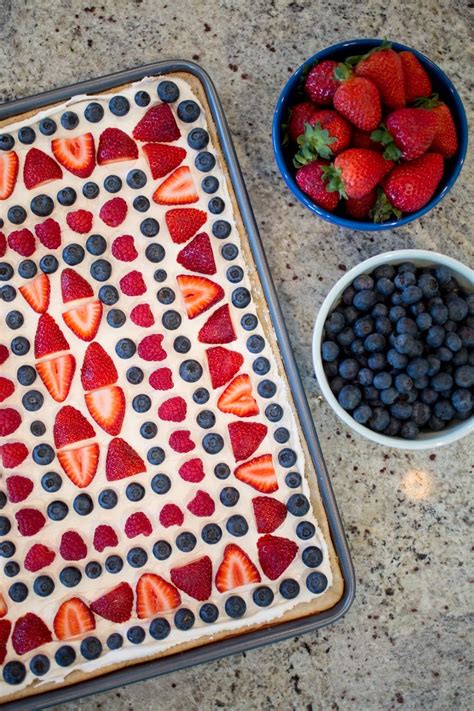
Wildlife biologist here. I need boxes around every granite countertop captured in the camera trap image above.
[1,1,472,709]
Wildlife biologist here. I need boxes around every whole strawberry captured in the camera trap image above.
[304,60,339,105]
[345,190,377,220]
[399,51,432,103]
[415,95,458,158]
[287,101,317,142]
[295,161,339,211]
[372,108,438,161]
[324,148,393,199]
[293,110,352,164]
[382,152,444,213]
[352,43,406,109]
[333,65,382,132]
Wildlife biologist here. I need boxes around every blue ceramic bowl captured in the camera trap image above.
[272,39,468,231]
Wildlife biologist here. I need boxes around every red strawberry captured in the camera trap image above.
[0,377,14,402]
[124,512,153,538]
[23,147,62,189]
[0,442,28,468]
[138,333,167,361]
[57,443,99,488]
[133,104,180,143]
[187,490,215,517]
[234,454,279,493]
[7,228,35,256]
[0,619,10,663]
[198,305,236,344]
[252,496,287,533]
[85,384,126,435]
[171,556,212,601]
[35,313,69,358]
[159,503,184,528]
[136,573,181,619]
[169,430,195,453]
[119,270,147,296]
[325,148,393,200]
[53,598,95,640]
[381,152,444,213]
[295,161,340,211]
[373,107,438,161]
[12,613,52,654]
[0,594,7,619]
[217,374,259,417]
[93,524,119,552]
[15,508,46,536]
[0,408,21,436]
[287,101,318,142]
[66,209,93,234]
[0,345,9,365]
[179,458,205,483]
[37,354,76,403]
[426,101,458,158]
[6,475,33,503]
[97,128,139,164]
[52,132,96,177]
[91,582,134,623]
[0,150,19,199]
[60,531,87,561]
[149,366,173,390]
[34,217,61,249]
[158,396,187,422]
[165,207,207,243]
[294,111,352,162]
[19,272,50,313]
[399,51,432,103]
[100,196,128,227]
[206,346,244,388]
[143,142,186,178]
[61,268,94,303]
[53,405,96,449]
[215,544,261,593]
[0,231,5,257]
[352,128,382,151]
[177,232,216,275]
[333,66,382,132]
[130,303,154,327]
[153,166,198,205]
[81,341,118,390]
[353,45,406,109]
[177,274,224,319]
[345,189,377,220]
[62,300,103,341]
[304,60,339,105]
[257,535,298,580]
[111,234,138,262]
[106,437,146,481]
[228,421,268,461]
[24,544,55,572]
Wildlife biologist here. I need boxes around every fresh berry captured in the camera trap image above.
[23,147,62,189]
[0,619,11,664]
[345,189,377,219]
[353,45,406,110]
[57,443,99,488]
[295,160,339,211]
[351,128,382,151]
[125,512,153,538]
[159,503,184,527]
[217,374,259,417]
[7,228,35,257]
[0,151,19,199]
[257,534,298,580]
[52,133,96,178]
[198,305,236,344]
[110,235,137,263]
[287,101,317,142]
[12,613,52,654]
[60,268,93,303]
[6,475,33,503]
[304,60,339,105]
[132,104,180,143]
[90,582,134,623]
[206,346,243,388]
[53,405,96,449]
[143,142,186,178]
[81,341,118,390]
[187,490,215,517]
[23,544,55,574]
[424,100,459,158]
[215,543,261,592]
[62,300,103,341]
[0,345,9,364]
[0,408,22,436]
[0,441,27,468]
[137,334,167,361]
[85,384,125,435]
[165,207,207,243]
[0,377,15,403]
[399,51,432,103]
[169,429,195,453]
[333,67,382,132]
[234,454,278,493]
[177,232,217,275]
[0,232,5,257]
[15,508,46,536]
[374,107,438,161]
[99,197,128,227]
[130,303,154,327]
[66,209,93,234]
[252,496,287,533]
[294,111,352,162]
[59,531,87,561]
[228,421,268,461]
[179,458,205,483]
[153,166,198,205]
[136,573,181,619]
[92,525,118,553]
[106,437,146,481]
[325,148,393,200]
[119,270,147,296]
[19,273,50,313]
[53,598,95,640]
[97,128,139,165]
[34,313,69,358]
[170,556,212,601]
[177,275,224,319]
[149,366,173,390]
[381,152,444,213]
[158,396,187,422]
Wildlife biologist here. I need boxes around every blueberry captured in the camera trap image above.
[375,316,392,336]
[445,332,462,353]
[353,290,377,311]
[97,285,118,307]
[85,561,102,579]
[47,500,68,520]
[226,515,248,536]
[193,387,210,404]
[187,127,209,149]
[56,645,76,667]
[176,532,197,552]
[177,100,200,122]
[1,284,16,300]
[417,273,439,298]
[59,567,82,587]
[0,517,11,536]
[225,595,246,618]
[451,389,472,413]
[241,313,258,330]
[401,285,422,305]
[196,410,216,429]
[421,388,438,405]
[390,402,413,420]
[162,310,181,330]
[338,358,359,379]
[179,359,202,382]
[330,376,345,395]
[109,96,130,116]
[253,357,270,376]
[140,421,157,439]
[33,575,55,597]
[82,181,100,199]
[151,473,171,494]
[39,254,59,274]
[325,311,345,335]
[220,487,240,507]
[30,655,50,677]
[434,399,456,421]
[447,296,468,322]
[214,463,230,479]
[141,217,160,236]
[134,195,150,212]
[29,419,45,437]
[0,541,15,557]
[115,338,136,359]
[81,636,102,660]
[201,523,222,544]
[31,194,54,217]
[353,404,373,423]
[146,243,165,263]
[202,176,219,193]
[127,547,148,567]
[258,379,276,398]
[389,306,406,323]
[203,432,224,454]
[380,387,398,406]
[343,306,358,324]
[373,372,392,389]
[39,117,57,136]
[173,336,191,354]
[321,341,339,362]
[208,197,225,214]
[148,448,165,466]
[6,310,24,330]
[306,571,328,594]
[73,493,93,515]
[127,169,147,189]
[126,482,145,501]
[426,355,441,377]
[0,133,14,150]
[431,303,449,325]
[393,334,418,355]
[98,488,118,509]
[384,417,401,436]
[86,234,107,256]
[400,421,419,439]
[154,268,167,282]
[199,602,219,623]
[103,174,122,193]
[132,394,151,413]
[105,555,123,574]
[41,472,62,492]
[4,561,19,577]
[357,368,374,386]
[413,375,429,390]
[431,372,453,392]
[107,633,123,650]
[454,365,474,388]
[150,618,171,640]
[62,243,84,265]
[107,309,126,328]
[394,373,413,394]
[280,578,301,599]
[302,546,323,568]
[85,102,104,122]
[338,384,362,410]
[22,389,43,411]
[11,336,30,355]
[153,540,172,561]
[354,316,373,338]
[429,415,446,431]
[287,493,310,516]
[7,205,27,224]
[126,366,144,385]
[61,111,79,130]
[174,608,195,630]
[33,443,55,465]
[368,407,390,432]
[265,403,283,422]
[376,278,395,297]
[296,521,316,540]
[212,220,232,239]
[18,126,36,144]
[412,402,431,425]
[158,80,180,102]
[157,286,175,305]
[226,266,243,283]
[3,661,26,685]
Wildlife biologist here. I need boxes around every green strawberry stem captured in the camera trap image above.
[371,188,402,223]
[370,124,402,161]
[293,122,336,167]
[334,62,353,82]
[413,93,442,109]
[344,39,392,66]
[321,165,347,199]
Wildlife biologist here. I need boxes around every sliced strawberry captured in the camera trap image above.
[198,304,236,344]
[124,511,153,538]
[97,127,139,165]
[153,166,198,205]
[8,228,36,257]
[54,405,96,449]
[137,333,167,361]
[143,142,186,178]
[36,354,76,402]
[23,147,62,189]
[34,313,69,358]
[170,556,212,601]
[12,613,52,654]
[0,345,8,365]
[217,374,259,417]
[177,274,224,319]
[179,458,205,483]
[81,341,118,390]
[90,582,134,623]
[177,232,216,275]
[0,442,28,468]
[0,619,11,663]
[53,598,95,640]
[106,437,146,481]
[168,429,195,453]
[136,573,181,619]
[0,594,7,619]
[85,385,125,436]
[0,408,21,436]
[0,231,5,256]
[57,443,99,488]
[24,544,55,572]
[62,300,103,341]
[34,217,61,249]
[159,503,184,528]
[215,544,261,593]
[6,475,33,503]
[252,496,287,533]
[206,346,243,388]
[0,151,19,200]
[133,104,180,143]
[157,396,187,422]
[61,268,94,303]
[149,366,173,390]
[166,208,207,243]
[0,377,15,403]
[19,273,50,313]
[59,531,87,561]
[130,303,154,327]
[99,196,128,227]
[187,490,215,517]
[111,234,138,262]
[234,454,278,493]
[66,209,93,234]
[257,534,298,580]
[119,270,147,296]
[15,508,46,536]
[228,421,268,461]
[52,132,96,178]
[93,525,118,552]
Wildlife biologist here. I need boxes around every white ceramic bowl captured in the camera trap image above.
[312,250,474,450]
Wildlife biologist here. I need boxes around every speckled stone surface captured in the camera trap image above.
[1,0,472,709]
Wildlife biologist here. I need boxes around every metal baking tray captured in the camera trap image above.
[0,60,355,710]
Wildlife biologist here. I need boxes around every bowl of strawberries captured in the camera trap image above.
[273,39,468,230]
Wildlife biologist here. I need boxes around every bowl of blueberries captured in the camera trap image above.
[313,250,473,449]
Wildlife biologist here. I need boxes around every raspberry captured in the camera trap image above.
[0,345,8,365]
[0,232,6,257]
[187,490,215,517]
[0,376,14,402]
[124,512,153,538]
[66,209,93,234]
[138,334,167,361]
[59,531,88,560]
[130,303,154,327]
[6,475,33,503]
[93,525,118,552]
[178,458,205,483]
[159,503,184,528]
[169,429,195,453]
[34,218,61,249]
[111,234,138,262]
[119,270,147,296]
[149,367,173,390]
[99,197,127,227]
[24,544,56,572]
[7,228,36,257]
[158,396,187,422]
[0,442,28,468]
[0,408,22,437]
[15,508,46,536]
